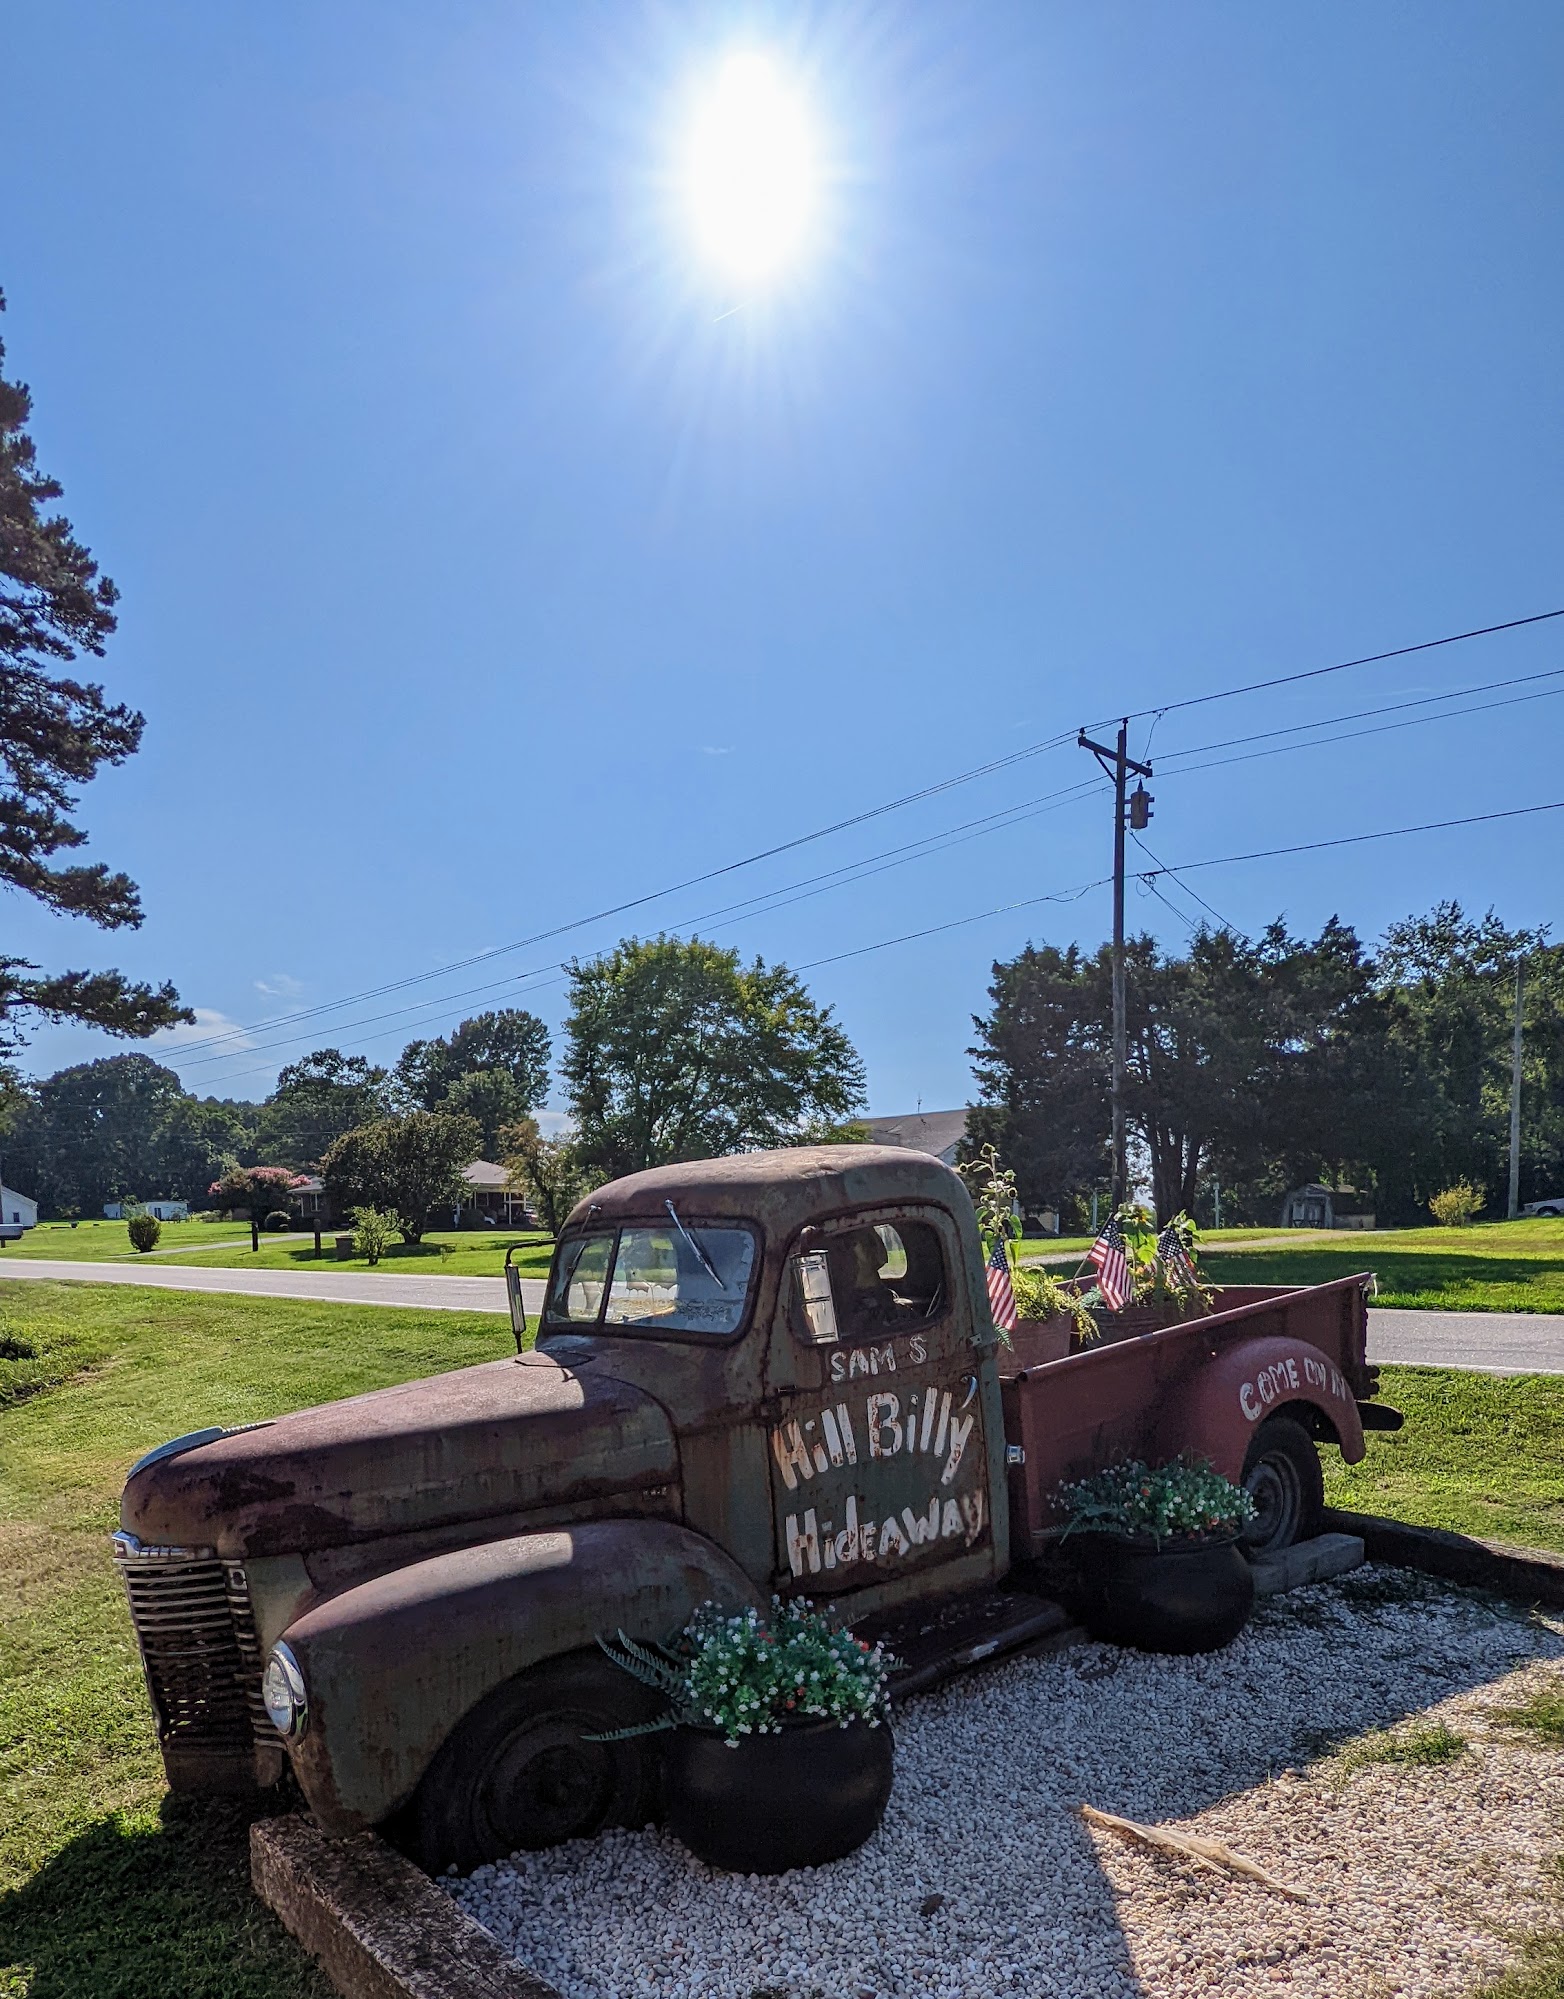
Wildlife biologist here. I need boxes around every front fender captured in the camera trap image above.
[1151,1335,1366,1484]
[280,1519,759,1832]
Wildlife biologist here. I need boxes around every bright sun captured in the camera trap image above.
[684,54,818,283]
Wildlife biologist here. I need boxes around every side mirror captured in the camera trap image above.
[792,1249,839,1347]
[504,1244,530,1355]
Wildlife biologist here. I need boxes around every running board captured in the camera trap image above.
[870,1588,1080,1701]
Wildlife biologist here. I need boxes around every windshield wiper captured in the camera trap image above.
[665,1199,726,1291]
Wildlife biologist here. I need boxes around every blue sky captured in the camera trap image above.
[3,2,1562,1118]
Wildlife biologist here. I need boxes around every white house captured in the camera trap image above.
[0,1185,37,1229]
[103,1199,190,1223]
[458,1161,531,1226]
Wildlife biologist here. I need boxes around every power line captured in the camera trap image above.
[801,798,1564,976]
[159,604,1564,1068]
[173,777,1111,1082]
[1088,606,1564,731]
[178,673,1556,1082]
[1158,681,1564,780]
[1154,660,1564,765]
[1129,832,1245,936]
[1135,798,1564,881]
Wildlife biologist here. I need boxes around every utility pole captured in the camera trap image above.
[1079,720,1153,1208]
[1508,956,1525,1219]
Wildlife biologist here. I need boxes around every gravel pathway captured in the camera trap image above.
[449,1569,1564,1999]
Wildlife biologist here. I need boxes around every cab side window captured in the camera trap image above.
[824,1221,947,1341]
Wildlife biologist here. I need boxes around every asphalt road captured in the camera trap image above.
[0,1255,546,1316]
[3,1256,1562,1373]
[1366,1307,1564,1376]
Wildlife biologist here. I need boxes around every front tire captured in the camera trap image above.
[401,1650,662,1874]
[1240,1415,1324,1557]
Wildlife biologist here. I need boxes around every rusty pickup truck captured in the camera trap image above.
[116,1145,1392,1870]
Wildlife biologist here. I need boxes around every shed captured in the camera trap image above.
[1280,1184,1375,1231]
[1,1185,37,1229]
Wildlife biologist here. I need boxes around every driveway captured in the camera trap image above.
[3,1257,1560,1372]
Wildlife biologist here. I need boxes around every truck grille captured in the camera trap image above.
[115,1536,271,1757]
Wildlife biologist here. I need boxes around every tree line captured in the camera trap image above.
[4,936,867,1225]
[966,901,1564,1228]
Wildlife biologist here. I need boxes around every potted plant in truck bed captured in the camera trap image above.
[1055,1457,1257,1655]
[597,1598,895,1874]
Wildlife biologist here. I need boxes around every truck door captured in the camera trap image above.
[765,1205,994,1602]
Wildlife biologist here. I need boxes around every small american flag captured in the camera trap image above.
[1088,1216,1131,1312]
[985,1238,1018,1332]
[1157,1223,1198,1288]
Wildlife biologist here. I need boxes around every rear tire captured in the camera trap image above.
[401,1650,662,1874]
[1240,1416,1323,1557]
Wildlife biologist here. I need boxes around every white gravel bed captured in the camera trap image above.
[447,1568,1564,1999]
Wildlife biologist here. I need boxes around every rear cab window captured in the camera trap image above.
[544,1221,758,1339]
[793,1218,950,1347]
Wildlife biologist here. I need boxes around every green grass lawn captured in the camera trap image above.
[1323,1363,1564,1552]
[1202,1216,1564,1312]
[1021,1216,1564,1312]
[0,1280,517,1997]
[2,1283,1562,1993]
[7,1218,556,1280]
[7,1218,266,1261]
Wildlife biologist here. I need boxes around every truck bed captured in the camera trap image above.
[998,1276,1376,1557]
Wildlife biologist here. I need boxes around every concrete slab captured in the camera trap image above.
[251,1815,558,1999]
[1251,1531,1365,1598]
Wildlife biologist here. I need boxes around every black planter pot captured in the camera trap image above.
[663,1718,894,1874]
[1066,1533,1255,1655]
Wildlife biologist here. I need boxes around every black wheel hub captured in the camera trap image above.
[478,1717,616,1852]
[1243,1453,1302,1555]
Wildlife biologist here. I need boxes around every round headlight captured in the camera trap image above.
[261,1641,308,1737]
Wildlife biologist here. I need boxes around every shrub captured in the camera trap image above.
[348,1206,398,1267]
[126,1212,162,1253]
[1428,1182,1484,1228]
[1055,1456,1256,1545]
[262,1210,292,1232]
[600,1598,893,1746]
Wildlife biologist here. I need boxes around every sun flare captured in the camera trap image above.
[684,54,818,282]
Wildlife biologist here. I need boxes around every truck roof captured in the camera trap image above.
[566,1143,974,1238]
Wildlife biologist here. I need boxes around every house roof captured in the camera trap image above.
[858,1110,971,1160]
[462,1160,512,1188]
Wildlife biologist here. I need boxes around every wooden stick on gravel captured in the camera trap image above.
[1078,1804,1312,1902]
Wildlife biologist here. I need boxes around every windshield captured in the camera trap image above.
[545,1223,757,1338]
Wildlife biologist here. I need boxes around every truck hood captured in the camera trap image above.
[119,1353,678,1560]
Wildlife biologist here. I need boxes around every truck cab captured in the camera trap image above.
[117,1147,1006,1869]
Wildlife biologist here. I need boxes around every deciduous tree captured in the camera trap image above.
[563,936,866,1181]
[501,1117,591,1236]
[209,1163,306,1222]
[257,1049,388,1168]
[321,1110,480,1243]
[5,1054,187,1215]
[393,1011,550,1114]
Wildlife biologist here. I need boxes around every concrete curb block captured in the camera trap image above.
[251,1815,559,1999]
[1323,1507,1564,1607]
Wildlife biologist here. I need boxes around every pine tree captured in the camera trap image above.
[0,289,189,1050]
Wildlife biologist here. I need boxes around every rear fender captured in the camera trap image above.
[279,1519,759,1833]
[1151,1335,1366,1485]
